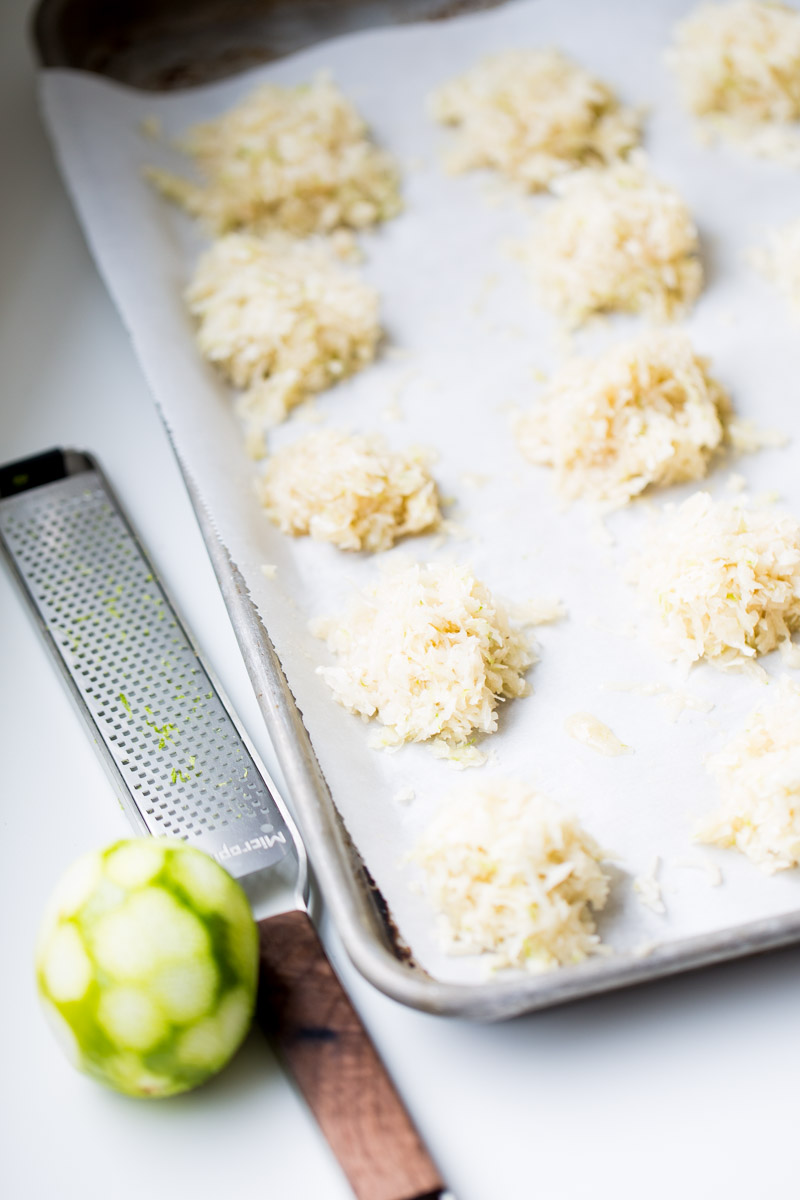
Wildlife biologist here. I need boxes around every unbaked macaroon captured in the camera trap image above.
[185,233,381,447]
[258,429,440,552]
[313,562,535,765]
[429,48,641,190]
[696,677,800,872]
[750,216,800,318]
[628,492,800,671]
[147,74,401,236]
[667,0,800,163]
[521,161,702,325]
[410,779,611,971]
[514,331,731,508]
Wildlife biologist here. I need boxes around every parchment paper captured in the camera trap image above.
[39,0,800,983]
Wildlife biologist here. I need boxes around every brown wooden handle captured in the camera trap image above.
[256,909,445,1200]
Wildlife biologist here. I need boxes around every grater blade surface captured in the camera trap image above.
[0,458,292,880]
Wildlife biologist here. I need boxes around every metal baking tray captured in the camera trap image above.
[31,0,800,1019]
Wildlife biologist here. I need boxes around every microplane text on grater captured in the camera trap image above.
[0,459,291,879]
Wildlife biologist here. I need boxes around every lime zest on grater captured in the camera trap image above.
[0,447,293,878]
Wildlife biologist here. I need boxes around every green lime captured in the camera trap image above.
[36,839,259,1098]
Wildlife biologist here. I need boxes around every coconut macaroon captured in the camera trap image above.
[147,75,401,236]
[185,233,381,443]
[313,562,534,765]
[410,779,611,971]
[750,216,800,317]
[696,678,800,872]
[515,331,731,508]
[257,429,440,552]
[628,492,800,671]
[429,48,641,190]
[522,161,703,326]
[667,1,800,163]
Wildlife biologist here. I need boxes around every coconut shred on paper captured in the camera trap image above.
[565,712,632,756]
[633,858,667,915]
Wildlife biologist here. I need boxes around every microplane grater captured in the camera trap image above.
[0,448,292,880]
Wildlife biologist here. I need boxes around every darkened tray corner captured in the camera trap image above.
[33,0,506,90]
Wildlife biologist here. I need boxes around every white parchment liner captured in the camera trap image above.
[40,0,800,982]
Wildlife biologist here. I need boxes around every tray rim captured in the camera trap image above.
[31,0,800,1019]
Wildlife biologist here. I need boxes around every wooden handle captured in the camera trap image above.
[256,910,445,1200]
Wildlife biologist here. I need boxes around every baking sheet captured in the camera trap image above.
[39,0,800,985]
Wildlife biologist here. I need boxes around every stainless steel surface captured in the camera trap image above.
[0,450,304,894]
[30,0,800,1020]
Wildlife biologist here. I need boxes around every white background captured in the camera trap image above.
[2,1,800,1197]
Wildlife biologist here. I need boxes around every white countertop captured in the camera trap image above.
[2,3,799,1197]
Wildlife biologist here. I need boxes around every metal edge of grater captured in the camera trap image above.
[0,446,307,901]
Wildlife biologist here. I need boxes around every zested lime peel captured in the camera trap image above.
[36,839,259,1098]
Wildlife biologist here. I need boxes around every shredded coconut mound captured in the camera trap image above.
[429,48,641,190]
[697,678,800,871]
[515,332,731,508]
[314,563,534,764]
[410,779,610,971]
[147,74,401,235]
[522,161,703,325]
[750,216,800,317]
[185,233,381,437]
[667,1,800,163]
[629,492,800,670]
[257,429,440,552]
